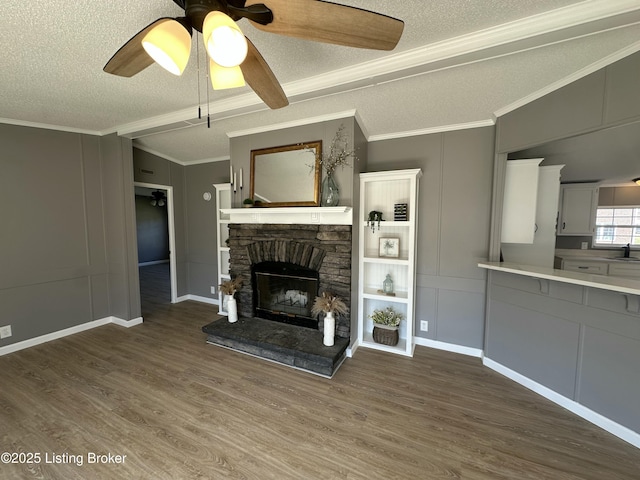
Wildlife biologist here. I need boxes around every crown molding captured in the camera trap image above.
[368,120,496,142]
[134,144,229,166]
[0,117,102,136]
[133,145,186,165]
[283,0,640,97]
[115,0,640,140]
[5,0,640,150]
[226,110,357,138]
[187,155,230,165]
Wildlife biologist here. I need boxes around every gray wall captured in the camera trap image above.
[599,185,640,206]
[497,51,640,154]
[99,133,140,321]
[132,149,231,300]
[133,149,189,297]
[368,126,495,349]
[0,125,137,348]
[184,162,230,299]
[229,118,358,208]
[350,121,368,345]
[135,195,170,264]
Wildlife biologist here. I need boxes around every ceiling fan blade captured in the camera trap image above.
[240,38,288,109]
[104,18,171,77]
[244,0,404,51]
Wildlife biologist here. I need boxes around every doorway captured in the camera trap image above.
[134,182,177,314]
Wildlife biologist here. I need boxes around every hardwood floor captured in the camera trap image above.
[1,269,639,479]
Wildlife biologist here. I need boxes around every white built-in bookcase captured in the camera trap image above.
[214,183,231,315]
[357,169,421,356]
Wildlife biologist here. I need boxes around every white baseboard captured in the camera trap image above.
[483,357,640,449]
[346,340,359,358]
[111,316,143,328]
[138,260,170,266]
[0,316,143,357]
[414,337,483,358]
[176,294,219,306]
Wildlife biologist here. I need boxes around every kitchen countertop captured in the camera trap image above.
[557,255,640,263]
[478,261,640,295]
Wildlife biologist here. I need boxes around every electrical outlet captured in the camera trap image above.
[420,320,428,332]
[0,325,12,339]
[581,242,588,250]
[210,286,216,294]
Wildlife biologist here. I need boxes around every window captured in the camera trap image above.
[594,207,640,246]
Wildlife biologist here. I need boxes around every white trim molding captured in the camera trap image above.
[111,317,143,328]
[227,110,358,138]
[221,206,353,225]
[414,337,484,358]
[369,120,495,142]
[0,317,143,357]
[484,357,640,449]
[176,294,219,306]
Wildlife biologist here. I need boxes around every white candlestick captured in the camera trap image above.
[240,168,243,189]
[234,172,237,192]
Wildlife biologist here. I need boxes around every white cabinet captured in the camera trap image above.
[501,164,563,267]
[357,169,421,357]
[501,159,543,243]
[557,183,599,235]
[608,262,640,278]
[214,183,231,315]
[559,257,640,277]
[561,259,608,275]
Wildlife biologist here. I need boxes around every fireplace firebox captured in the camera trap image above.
[252,261,319,329]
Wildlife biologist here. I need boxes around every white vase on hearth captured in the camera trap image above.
[227,296,238,323]
[323,311,335,346]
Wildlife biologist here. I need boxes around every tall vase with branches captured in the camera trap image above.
[314,124,358,207]
[311,292,348,346]
[219,276,243,323]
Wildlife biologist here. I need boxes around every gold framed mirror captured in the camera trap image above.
[250,141,322,207]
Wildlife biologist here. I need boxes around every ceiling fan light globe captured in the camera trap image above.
[142,19,192,75]
[209,60,246,90]
[203,11,248,68]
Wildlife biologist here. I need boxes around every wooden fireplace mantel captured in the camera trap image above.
[220,207,353,225]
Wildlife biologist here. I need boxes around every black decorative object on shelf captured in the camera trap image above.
[394,203,408,221]
[367,210,384,232]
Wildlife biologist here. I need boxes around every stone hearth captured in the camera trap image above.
[202,316,349,377]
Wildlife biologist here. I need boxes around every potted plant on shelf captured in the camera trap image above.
[242,198,254,208]
[369,306,404,346]
[219,276,243,323]
[311,291,348,346]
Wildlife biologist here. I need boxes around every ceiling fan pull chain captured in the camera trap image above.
[206,53,211,128]
[196,33,202,119]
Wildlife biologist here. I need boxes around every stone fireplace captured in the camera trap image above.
[253,261,319,329]
[228,224,352,338]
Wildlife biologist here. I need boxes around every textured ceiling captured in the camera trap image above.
[1,0,640,164]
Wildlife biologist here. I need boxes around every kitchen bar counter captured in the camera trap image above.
[478,261,640,295]
[480,261,640,448]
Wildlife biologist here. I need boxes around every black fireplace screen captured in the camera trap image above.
[253,262,319,329]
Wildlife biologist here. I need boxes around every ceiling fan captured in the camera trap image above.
[104,0,404,109]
